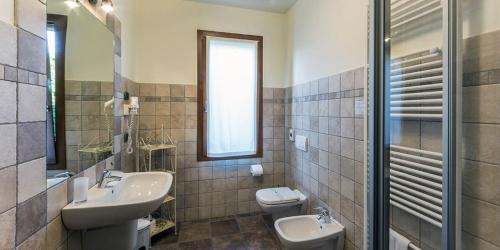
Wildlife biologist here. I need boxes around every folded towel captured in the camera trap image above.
[389,229,411,250]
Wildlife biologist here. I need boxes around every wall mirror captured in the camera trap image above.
[46,0,115,188]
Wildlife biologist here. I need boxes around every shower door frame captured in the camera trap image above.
[368,0,462,249]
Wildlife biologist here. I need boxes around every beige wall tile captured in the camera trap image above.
[0,166,16,214]
[47,181,68,223]
[463,85,500,123]
[16,226,46,250]
[17,157,46,203]
[0,124,16,168]
[341,70,355,91]
[139,102,155,116]
[47,216,67,250]
[463,123,500,164]
[0,21,17,66]
[15,0,46,39]
[185,85,197,97]
[155,84,170,97]
[463,196,500,246]
[463,160,500,206]
[140,83,155,96]
[0,208,16,250]
[155,102,170,116]
[0,80,16,123]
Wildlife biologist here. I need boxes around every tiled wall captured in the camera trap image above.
[284,67,366,250]
[0,0,124,249]
[123,78,287,222]
[64,80,114,172]
[461,29,500,250]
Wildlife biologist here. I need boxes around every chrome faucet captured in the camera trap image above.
[314,206,332,224]
[98,170,123,188]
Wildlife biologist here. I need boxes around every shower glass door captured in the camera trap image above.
[368,0,461,249]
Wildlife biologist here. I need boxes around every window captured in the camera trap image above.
[47,14,68,169]
[197,30,263,161]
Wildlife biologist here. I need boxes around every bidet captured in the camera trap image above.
[274,214,345,250]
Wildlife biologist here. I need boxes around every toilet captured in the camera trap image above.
[256,187,307,220]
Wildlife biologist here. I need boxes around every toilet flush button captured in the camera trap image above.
[295,135,308,152]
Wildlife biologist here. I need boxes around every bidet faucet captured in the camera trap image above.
[98,170,123,188]
[314,206,332,224]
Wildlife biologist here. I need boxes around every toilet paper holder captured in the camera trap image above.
[250,164,263,176]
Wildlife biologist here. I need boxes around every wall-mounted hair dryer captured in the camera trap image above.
[104,97,114,109]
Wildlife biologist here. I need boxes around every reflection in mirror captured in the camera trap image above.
[46,0,114,188]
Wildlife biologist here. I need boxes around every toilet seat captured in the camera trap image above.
[256,187,302,205]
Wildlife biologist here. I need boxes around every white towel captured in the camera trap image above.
[389,229,411,250]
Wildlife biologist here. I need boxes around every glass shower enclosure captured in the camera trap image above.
[368,0,462,249]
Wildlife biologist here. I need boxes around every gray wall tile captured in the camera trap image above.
[16,226,46,250]
[17,122,45,163]
[18,29,46,73]
[16,192,47,245]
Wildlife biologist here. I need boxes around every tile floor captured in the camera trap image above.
[151,214,284,250]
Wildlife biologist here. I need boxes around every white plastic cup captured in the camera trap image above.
[73,177,89,204]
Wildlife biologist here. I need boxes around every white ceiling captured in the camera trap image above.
[186,0,297,13]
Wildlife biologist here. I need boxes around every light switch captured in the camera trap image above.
[295,135,308,152]
[289,129,295,141]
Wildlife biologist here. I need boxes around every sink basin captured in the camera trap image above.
[62,172,172,230]
[275,215,345,250]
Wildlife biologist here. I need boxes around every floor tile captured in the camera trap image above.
[178,222,210,243]
[243,230,280,250]
[212,233,248,250]
[153,215,284,250]
[178,239,212,250]
[237,215,268,232]
[210,219,239,236]
[262,214,274,229]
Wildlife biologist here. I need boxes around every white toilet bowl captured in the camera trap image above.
[256,187,307,221]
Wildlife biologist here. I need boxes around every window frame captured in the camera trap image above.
[197,30,263,161]
[47,14,68,170]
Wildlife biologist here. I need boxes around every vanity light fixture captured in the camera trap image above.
[64,0,80,9]
[101,0,114,13]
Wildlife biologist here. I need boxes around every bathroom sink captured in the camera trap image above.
[275,215,345,250]
[62,172,172,230]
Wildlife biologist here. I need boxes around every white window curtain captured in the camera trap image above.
[206,37,258,157]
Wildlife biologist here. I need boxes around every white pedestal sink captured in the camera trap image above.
[62,172,173,250]
[275,215,345,250]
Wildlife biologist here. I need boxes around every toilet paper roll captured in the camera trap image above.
[250,164,263,177]
[73,177,89,204]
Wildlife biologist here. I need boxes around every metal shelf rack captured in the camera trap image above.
[137,129,177,236]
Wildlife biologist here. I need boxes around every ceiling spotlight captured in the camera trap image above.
[101,0,114,13]
[64,0,80,9]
